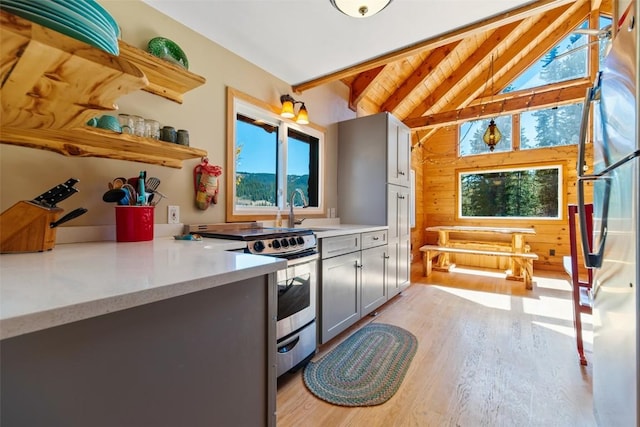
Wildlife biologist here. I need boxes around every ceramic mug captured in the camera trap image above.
[160,126,177,143]
[177,129,189,146]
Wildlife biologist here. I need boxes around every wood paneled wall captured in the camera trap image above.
[410,125,593,272]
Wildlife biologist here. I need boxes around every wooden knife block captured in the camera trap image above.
[0,201,63,253]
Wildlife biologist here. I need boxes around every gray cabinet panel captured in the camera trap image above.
[320,251,361,343]
[0,275,277,427]
[321,233,360,258]
[337,112,411,298]
[361,244,388,315]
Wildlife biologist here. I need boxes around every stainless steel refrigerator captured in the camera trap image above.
[577,2,640,425]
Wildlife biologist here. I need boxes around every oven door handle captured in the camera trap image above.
[277,336,300,354]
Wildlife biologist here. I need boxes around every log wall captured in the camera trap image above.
[410,125,593,272]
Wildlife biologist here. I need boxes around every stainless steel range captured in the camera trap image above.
[187,224,318,377]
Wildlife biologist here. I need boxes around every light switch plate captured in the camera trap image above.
[168,205,180,224]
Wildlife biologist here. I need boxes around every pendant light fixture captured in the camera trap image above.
[280,94,309,124]
[330,0,392,18]
[483,119,502,151]
[482,54,502,152]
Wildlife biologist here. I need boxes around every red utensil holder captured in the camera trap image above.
[115,206,154,242]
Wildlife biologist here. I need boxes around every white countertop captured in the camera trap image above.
[306,224,388,238]
[0,237,286,340]
[0,224,387,340]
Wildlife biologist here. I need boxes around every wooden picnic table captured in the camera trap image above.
[421,226,538,289]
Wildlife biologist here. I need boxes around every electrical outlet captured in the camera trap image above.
[168,205,180,224]
[549,249,555,256]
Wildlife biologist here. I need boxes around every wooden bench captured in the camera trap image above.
[420,245,539,290]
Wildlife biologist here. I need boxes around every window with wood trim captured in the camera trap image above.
[227,88,325,221]
[458,165,563,220]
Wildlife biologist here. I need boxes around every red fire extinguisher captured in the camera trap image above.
[193,158,222,210]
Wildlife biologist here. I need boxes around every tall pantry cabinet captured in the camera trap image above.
[337,112,411,297]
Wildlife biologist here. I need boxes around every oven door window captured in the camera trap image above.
[277,272,311,321]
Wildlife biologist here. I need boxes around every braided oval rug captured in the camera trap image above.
[303,323,418,407]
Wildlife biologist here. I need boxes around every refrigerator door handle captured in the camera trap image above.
[575,74,607,268]
[577,176,609,268]
[577,75,600,180]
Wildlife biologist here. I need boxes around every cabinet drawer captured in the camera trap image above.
[321,234,360,259]
[361,230,387,249]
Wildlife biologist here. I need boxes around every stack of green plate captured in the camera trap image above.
[0,0,120,55]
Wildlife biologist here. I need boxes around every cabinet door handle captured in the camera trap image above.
[384,254,390,259]
[373,236,379,240]
[398,195,405,199]
[398,171,405,176]
[356,263,364,269]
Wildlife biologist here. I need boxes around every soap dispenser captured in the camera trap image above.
[275,209,282,227]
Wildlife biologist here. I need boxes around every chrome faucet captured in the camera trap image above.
[288,188,308,228]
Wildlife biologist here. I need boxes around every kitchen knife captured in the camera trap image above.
[49,186,79,206]
[49,207,88,228]
[33,178,80,207]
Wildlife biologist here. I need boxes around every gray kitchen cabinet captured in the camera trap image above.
[320,235,361,344]
[388,185,411,298]
[337,112,411,298]
[360,230,389,315]
[319,231,390,344]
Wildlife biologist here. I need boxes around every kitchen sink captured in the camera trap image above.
[300,227,339,232]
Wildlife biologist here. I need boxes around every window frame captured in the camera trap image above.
[458,99,585,157]
[456,163,565,221]
[226,87,326,222]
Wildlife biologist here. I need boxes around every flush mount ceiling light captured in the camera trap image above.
[280,94,309,125]
[330,0,392,18]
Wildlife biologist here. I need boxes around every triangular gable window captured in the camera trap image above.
[502,17,612,93]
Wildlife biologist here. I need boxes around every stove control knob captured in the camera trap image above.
[272,240,281,249]
[289,237,297,246]
[253,240,265,252]
[296,236,305,245]
[280,238,289,248]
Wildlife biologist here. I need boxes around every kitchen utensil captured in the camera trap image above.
[137,171,147,205]
[149,189,167,206]
[109,177,127,190]
[146,177,161,192]
[121,184,137,205]
[102,188,126,203]
[49,207,88,228]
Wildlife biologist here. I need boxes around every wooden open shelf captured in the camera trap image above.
[0,10,208,169]
[1,126,207,169]
[119,40,206,104]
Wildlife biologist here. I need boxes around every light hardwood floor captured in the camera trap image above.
[276,265,595,427]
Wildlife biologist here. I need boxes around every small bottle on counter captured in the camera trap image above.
[275,209,282,227]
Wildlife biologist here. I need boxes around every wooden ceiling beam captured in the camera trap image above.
[292,0,578,93]
[404,79,591,129]
[348,66,385,111]
[407,3,573,123]
[407,21,522,118]
[409,2,589,141]
[380,40,461,114]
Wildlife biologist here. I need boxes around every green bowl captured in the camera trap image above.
[147,37,189,69]
[96,115,122,133]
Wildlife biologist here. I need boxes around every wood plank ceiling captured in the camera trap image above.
[294,0,612,147]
